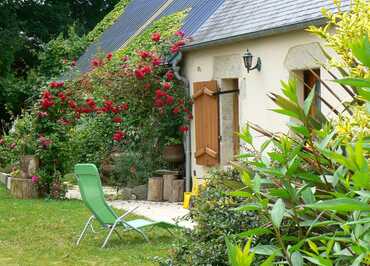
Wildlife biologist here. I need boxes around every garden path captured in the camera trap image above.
[66,186,193,229]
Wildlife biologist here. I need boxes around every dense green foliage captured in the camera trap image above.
[308,0,370,78]
[0,0,127,130]
[172,169,263,266]
[0,185,173,265]
[226,35,369,266]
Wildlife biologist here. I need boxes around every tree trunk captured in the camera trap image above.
[163,175,177,201]
[169,179,184,203]
[147,177,163,201]
[20,155,39,179]
[10,178,38,199]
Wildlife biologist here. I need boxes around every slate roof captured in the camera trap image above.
[74,0,351,74]
[75,0,224,73]
[188,0,351,48]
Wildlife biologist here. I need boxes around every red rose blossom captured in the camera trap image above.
[134,69,145,79]
[86,98,96,109]
[151,32,161,42]
[91,58,103,68]
[142,65,152,74]
[39,136,52,149]
[138,50,151,59]
[106,52,113,61]
[172,107,180,114]
[152,56,161,66]
[166,95,174,105]
[176,39,186,47]
[49,81,58,88]
[42,90,52,99]
[175,31,185,37]
[40,98,54,109]
[170,44,180,54]
[179,126,189,133]
[68,100,77,109]
[37,111,48,118]
[155,89,166,98]
[112,117,123,123]
[58,92,66,101]
[165,71,174,81]
[113,130,125,142]
[154,98,164,108]
[0,139,5,145]
[162,82,172,90]
[120,103,129,111]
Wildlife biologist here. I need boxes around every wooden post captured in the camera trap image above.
[147,177,163,201]
[163,175,177,201]
[169,179,184,202]
[10,178,38,199]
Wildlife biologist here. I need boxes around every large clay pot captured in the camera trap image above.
[162,144,184,163]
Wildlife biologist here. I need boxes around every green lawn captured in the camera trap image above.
[0,185,173,266]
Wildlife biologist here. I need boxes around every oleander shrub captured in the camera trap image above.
[171,168,264,266]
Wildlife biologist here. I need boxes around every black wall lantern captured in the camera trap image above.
[243,49,261,73]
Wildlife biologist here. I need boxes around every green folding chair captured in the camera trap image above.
[74,163,178,248]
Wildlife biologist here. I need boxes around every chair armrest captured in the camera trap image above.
[118,206,139,220]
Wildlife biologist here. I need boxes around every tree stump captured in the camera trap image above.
[169,179,184,202]
[163,175,177,201]
[147,177,163,201]
[10,178,38,199]
[20,155,39,179]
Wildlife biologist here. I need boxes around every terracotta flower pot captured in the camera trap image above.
[162,144,184,163]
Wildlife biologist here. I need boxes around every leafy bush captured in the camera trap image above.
[227,35,369,265]
[308,0,370,78]
[171,168,263,266]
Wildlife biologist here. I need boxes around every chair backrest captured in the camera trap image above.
[74,164,117,225]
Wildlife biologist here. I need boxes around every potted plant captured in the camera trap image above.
[162,137,184,163]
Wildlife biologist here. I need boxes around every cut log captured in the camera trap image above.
[169,179,184,203]
[10,178,38,199]
[20,155,39,179]
[163,175,177,201]
[147,177,163,201]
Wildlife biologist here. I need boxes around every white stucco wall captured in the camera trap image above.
[183,30,350,178]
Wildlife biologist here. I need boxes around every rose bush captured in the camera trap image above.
[0,29,192,197]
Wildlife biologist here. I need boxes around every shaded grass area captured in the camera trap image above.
[0,185,173,266]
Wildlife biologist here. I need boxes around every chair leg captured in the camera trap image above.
[114,229,123,240]
[132,227,149,242]
[101,222,121,248]
[76,216,95,246]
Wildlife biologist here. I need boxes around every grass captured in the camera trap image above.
[0,185,174,266]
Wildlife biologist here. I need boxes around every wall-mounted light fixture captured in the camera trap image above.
[243,49,261,73]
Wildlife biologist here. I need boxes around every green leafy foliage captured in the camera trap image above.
[227,35,370,264]
[171,168,264,266]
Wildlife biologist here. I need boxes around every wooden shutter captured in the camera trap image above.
[193,81,219,166]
